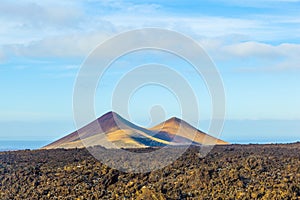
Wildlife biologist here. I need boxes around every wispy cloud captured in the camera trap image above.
[0,1,82,28]
[0,48,5,63]
[0,0,299,74]
[204,41,300,72]
[212,0,300,7]
[0,0,299,135]
[234,59,300,72]
[10,31,113,58]
[220,42,300,59]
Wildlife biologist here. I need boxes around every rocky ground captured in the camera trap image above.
[0,143,299,199]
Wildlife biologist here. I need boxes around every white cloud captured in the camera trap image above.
[234,60,300,72]
[0,48,5,63]
[84,0,161,13]
[100,14,300,43]
[194,37,300,72]
[0,1,82,28]
[2,27,300,72]
[215,42,300,71]
[221,42,281,58]
[278,43,300,57]
[9,31,113,58]
[0,0,163,56]
[0,0,299,73]
[221,42,300,60]
[212,0,300,7]
[272,59,300,70]
[0,1,84,45]
[102,15,262,37]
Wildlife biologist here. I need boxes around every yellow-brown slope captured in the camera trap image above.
[150,117,229,145]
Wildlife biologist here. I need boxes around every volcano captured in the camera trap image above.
[43,111,228,149]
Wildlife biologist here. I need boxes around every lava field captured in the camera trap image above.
[0,143,299,199]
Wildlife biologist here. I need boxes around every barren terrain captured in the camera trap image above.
[0,143,299,199]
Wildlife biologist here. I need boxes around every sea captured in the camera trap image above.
[0,140,50,151]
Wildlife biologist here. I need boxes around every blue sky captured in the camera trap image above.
[0,0,299,144]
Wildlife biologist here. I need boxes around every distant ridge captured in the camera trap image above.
[43,111,229,149]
